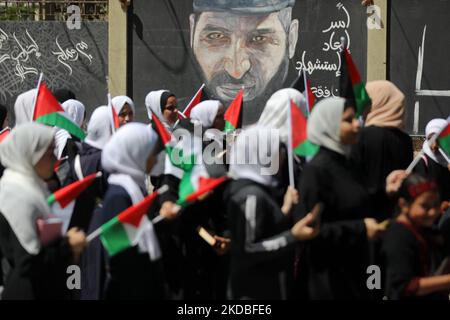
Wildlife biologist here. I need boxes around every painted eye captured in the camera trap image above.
[207,32,225,40]
[251,35,267,43]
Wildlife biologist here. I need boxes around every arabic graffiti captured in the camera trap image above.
[295,2,353,99]
[52,37,93,75]
[0,21,107,110]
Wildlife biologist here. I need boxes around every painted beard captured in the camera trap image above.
[191,49,290,126]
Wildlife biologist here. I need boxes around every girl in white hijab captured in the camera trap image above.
[298,97,387,299]
[225,125,319,299]
[146,90,179,188]
[423,118,449,168]
[100,123,164,300]
[190,100,224,130]
[112,95,135,127]
[85,106,114,150]
[0,123,86,299]
[307,97,356,157]
[414,118,450,200]
[55,100,86,161]
[258,88,308,144]
[65,106,114,230]
[190,99,226,146]
[145,90,178,129]
[62,99,86,128]
[13,89,37,125]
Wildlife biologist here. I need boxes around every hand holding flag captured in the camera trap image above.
[87,185,168,257]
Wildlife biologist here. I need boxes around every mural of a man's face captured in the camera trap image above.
[190,8,298,123]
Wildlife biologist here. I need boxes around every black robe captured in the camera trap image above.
[66,142,108,231]
[178,182,230,300]
[153,127,230,300]
[61,142,109,300]
[0,213,72,300]
[296,147,372,300]
[101,184,165,300]
[225,179,297,300]
[382,221,450,300]
[414,154,450,201]
[351,126,413,220]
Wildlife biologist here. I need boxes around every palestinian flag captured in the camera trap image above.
[108,93,120,132]
[99,189,160,256]
[339,48,371,118]
[291,70,315,114]
[181,84,209,118]
[289,100,319,157]
[177,163,227,207]
[152,114,196,172]
[224,89,244,133]
[47,172,101,208]
[437,119,450,156]
[33,82,86,140]
[0,127,10,144]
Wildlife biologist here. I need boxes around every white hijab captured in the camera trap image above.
[190,100,220,129]
[307,97,350,157]
[14,89,37,125]
[102,123,158,199]
[62,99,86,127]
[0,123,54,255]
[112,96,135,116]
[145,90,173,129]
[85,106,114,150]
[423,118,448,167]
[55,100,85,160]
[101,123,161,261]
[54,128,72,160]
[258,88,308,144]
[229,125,280,187]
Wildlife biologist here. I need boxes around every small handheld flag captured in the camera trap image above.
[339,48,372,118]
[291,69,315,115]
[88,185,168,257]
[181,84,209,118]
[177,173,227,207]
[437,118,450,157]
[152,114,196,172]
[224,89,244,133]
[33,79,86,140]
[47,172,102,208]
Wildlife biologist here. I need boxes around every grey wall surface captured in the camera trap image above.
[390,0,450,134]
[0,21,108,122]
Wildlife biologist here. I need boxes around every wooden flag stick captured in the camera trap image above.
[406,149,425,174]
